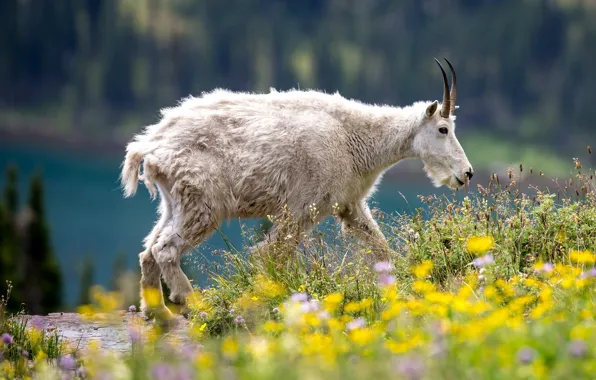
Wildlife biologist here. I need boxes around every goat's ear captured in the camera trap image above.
[425,101,438,118]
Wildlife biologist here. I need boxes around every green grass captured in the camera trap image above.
[0,283,69,378]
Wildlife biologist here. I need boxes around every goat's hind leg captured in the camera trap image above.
[138,216,172,321]
[152,222,195,317]
[153,196,221,317]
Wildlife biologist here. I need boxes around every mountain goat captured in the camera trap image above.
[121,58,474,319]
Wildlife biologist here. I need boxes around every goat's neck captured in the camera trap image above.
[347,106,419,176]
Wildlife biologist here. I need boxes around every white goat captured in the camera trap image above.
[121,58,474,319]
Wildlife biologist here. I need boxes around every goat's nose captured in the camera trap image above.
[465,169,474,180]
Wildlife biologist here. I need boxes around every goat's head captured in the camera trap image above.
[412,58,473,190]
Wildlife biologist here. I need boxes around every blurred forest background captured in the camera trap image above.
[1,0,596,313]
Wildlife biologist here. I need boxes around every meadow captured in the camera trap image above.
[1,157,596,380]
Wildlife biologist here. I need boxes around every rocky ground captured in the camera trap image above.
[23,312,192,353]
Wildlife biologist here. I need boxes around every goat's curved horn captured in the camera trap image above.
[444,58,457,115]
[434,58,451,118]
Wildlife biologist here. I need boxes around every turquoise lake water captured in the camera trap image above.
[0,142,467,307]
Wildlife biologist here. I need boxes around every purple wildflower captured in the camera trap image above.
[379,274,396,286]
[228,309,235,316]
[128,305,137,313]
[290,292,308,302]
[1,333,13,345]
[516,346,537,365]
[535,262,554,273]
[199,311,208,319]
[579,267,596,279]
[346,317,366,331]
[394,356,425,380]
[272,307,280,314]
[174,365,194,380]
[58,354,77,371]
[374,261,394,274]
[21,349,29,358]
[568,340,588,358]
[472,253,495,268]
[543,262,555,272]
[128,326,142,343]
[151,363,174,380]
[303,299,320,313]
[234,315,245,325]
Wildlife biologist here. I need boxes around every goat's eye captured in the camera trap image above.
[439,127,448,135]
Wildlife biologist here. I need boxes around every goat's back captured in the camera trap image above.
[126,89,380,219]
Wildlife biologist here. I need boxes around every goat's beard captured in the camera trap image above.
[422,162,454,189]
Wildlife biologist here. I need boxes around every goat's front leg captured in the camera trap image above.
[250,214,313,261]
[337,201,393,262]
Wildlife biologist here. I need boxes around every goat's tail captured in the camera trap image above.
[121,139,158,198]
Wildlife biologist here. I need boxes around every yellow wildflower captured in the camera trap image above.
[189,323,207,340]
[413,280,435,294]
[303,312,321,327]
[381,303,402,321]
[344,302,361,313]
[196,352,215,369]
[412,260,433,279]
[222,336,239,360]
[359,298,372,309]
[466,235,495,254]
[253,275,287,299]
[350,328,374,346]
[530,302,552,320]
[382,286,399,302]
[495,279,515,298]
[235,292,261,311]
[570,325,592,340]
[142,287,162,308]
[405,298,426,316]
[570,250,595,264]
[323,292,344,312]
[263,320,284,333]
[328,317,344,333]
[76,304,95,319]
[483,285,502,303]
[384,335,422,354]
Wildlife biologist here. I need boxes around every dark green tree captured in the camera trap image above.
[22,171,63,314]
[0,164,22,312]
[78,257,94,306]
[3,164,18,217]
[110,252,127,291]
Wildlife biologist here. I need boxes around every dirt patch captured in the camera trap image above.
[23,312,192,353]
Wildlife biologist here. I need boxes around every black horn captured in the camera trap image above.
[444,58,457,115]
[434,58,451,118]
